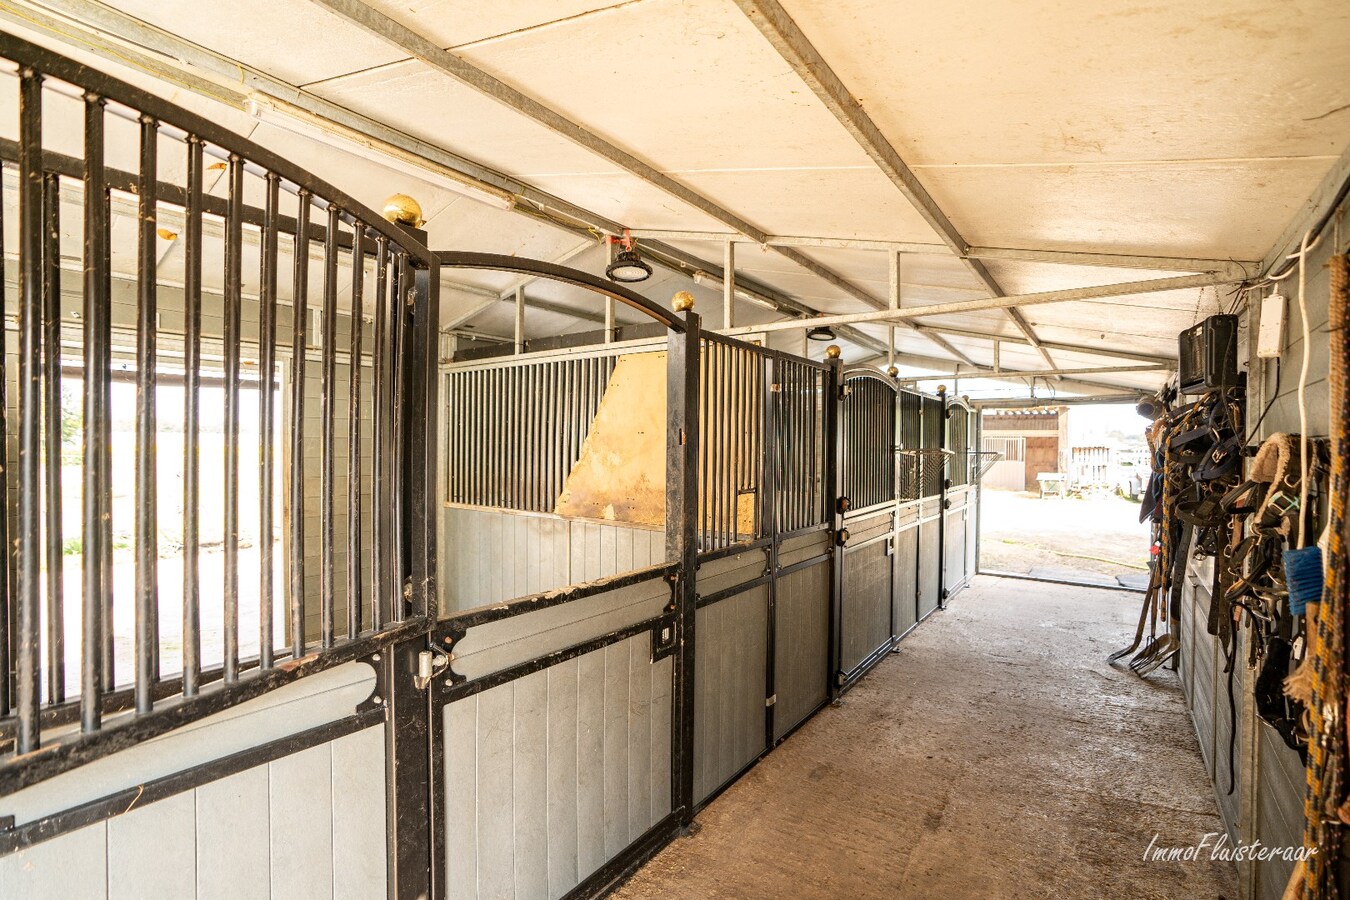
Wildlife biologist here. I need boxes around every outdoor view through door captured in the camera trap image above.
[979,403,1152,589]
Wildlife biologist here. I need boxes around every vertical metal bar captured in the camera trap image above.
[79,92,107,733]
[390,255,406,617]
[41,172,64,705]
[0,157,10,719]
[347,223,365,640]
[133,113,159,714]
[259,173,279,669]
[290,192,310,658]
[699,345,708,548]
[221,154,243,683]
[370,237,387,630]
[181,137,203,695]
[513,285,524,355]
[320,205,339,650]
[16,70,43,751]
[723,242,735,330]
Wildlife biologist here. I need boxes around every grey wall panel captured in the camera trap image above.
[443,633,672,900]
[3,721,387,899]
[893,524,919,637]
[694,587,769,804]
[331,725,389,899]
[918,520,941,619]
[450,576,670,681]
[108,791,197,899]
[777,529,829,568]
[773,561,829,741]
[1254,723,1306,900]
[840,538,892,674]
[7,662,375,825]
[944,508,967,591]
[0,820,108,899]
[965,489,978,582]
[196,766,271,900]
[841,510,891,543]
[696,548,769,597]
[441,506,665,615]
[270,742,335,900]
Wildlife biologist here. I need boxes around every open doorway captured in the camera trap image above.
[978,403,1151,589]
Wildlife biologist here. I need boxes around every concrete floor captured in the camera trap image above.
[614,575,1238,900]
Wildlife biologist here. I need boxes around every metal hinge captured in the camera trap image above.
[765,694,777,707]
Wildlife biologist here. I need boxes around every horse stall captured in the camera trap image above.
[0,36,980,900]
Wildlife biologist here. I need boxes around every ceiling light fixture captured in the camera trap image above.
[807,325,836,341]
[606,231,652,283]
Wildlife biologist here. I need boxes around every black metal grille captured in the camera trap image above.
[947,403,972,487]
[897,389,922,501]
[0,37,434,768]
[771,355,826,535]
[919,396,945,498]
[698,334,766,551]
[842,373,896,511]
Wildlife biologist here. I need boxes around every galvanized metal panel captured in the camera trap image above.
[694,586,768,803]
[269,742,334,899]
[773,560,829,740]
[943,507,967,591]
[0,820,108,899]
[196,765,271,900]
[450,576,669,680]
[918,519,940,618]
[840,538,892,673]
[776,528,829,568]
[442,631,671,900]
[893,523,919,636]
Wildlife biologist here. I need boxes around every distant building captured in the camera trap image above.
[981,408,1068,492]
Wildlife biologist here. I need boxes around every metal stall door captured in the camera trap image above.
[836,371,898,688]
[766,354,832,743]
[894,389,924,638]
[916,394,946,619]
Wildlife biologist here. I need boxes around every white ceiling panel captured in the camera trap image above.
[779,0,1350,167]
[352,1,634,59]
[113,0,408,85]
[920,158,1336,259]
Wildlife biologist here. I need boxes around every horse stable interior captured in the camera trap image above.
[0,3,1348,899]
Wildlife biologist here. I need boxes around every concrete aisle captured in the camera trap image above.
[615,575,1238,900]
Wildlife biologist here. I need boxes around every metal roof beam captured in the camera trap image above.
[721,272,1238,335]
[731,0,1059,369]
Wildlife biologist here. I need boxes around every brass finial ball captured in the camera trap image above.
[825,345,841,359]
[886,365,899,378]
[382,193,424,227]
[672,291,696,312]
[937,384,948,394]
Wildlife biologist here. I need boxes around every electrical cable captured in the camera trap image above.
[1297,227,1314,547]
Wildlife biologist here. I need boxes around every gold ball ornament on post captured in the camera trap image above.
[825,345,841,359]
[672,291,696,313]
[382,193,424,227]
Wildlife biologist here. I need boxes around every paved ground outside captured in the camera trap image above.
[614,575,1236,900]
[979,488,1151,587]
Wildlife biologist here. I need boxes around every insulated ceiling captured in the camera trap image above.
[3,0,1348,396]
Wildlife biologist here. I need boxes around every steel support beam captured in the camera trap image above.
[308,0,901,318]
[730,0,1057,369]
[721,272,1237,335]
[900,363,1166,381]
[919,324,1175,365]
[629,230,1255,275]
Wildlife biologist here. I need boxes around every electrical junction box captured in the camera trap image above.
[1257,292,1286,359]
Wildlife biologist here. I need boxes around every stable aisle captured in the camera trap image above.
[615,575,1237,899]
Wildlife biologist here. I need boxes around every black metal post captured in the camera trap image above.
[824,355,844,699]
[936,386,949,610]
[667,308,700,825]
[15,69,42,751]
[181,136,203,696]
[133,114,159,713]
[258,173,279,669]
[222,155,243,682]
[41,172,63,705]
[79,91,108,734]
